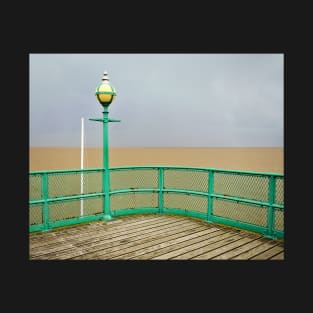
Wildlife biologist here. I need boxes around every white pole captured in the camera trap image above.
[80,117,84,217]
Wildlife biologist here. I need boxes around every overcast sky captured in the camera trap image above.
[29,53,284,147]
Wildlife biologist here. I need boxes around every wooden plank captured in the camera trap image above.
[74,227,220,260]
[31,218,175,248]
[30,215,190,253]
[250,245,284,260]
[30,214,172,248]
[155,231,249,260]
[152,231,240,260]
[29,214,172,244]
[31,219,213,260]
[29,214,284,261]
[49,222,209,260]
[187,235,261,260]
[133,230,245,260]
[111,228,226,260]
[211,237,264,260]
[231,240,278,260]
[30,214,198,250]
[29,214,137,240]
[30,218,203,259]
[270,251,284,260]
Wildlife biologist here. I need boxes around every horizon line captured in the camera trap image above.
[29,145,284,148]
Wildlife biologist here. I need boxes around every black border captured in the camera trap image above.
[9,47,295,304]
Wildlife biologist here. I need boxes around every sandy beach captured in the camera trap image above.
[29,147,284,173]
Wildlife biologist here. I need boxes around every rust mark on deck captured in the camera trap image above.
[29,214,284,260]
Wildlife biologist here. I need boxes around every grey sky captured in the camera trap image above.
[29,53,284,147]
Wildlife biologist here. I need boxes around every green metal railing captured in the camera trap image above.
[29,166,284,239]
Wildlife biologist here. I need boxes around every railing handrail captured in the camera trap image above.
[30,165,284,177]
[29,167,104,175]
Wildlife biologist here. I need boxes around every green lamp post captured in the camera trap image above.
[90,70,120,221]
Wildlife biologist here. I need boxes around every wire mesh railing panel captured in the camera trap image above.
[48,172,82,198]
[275,177,284,205]
[79,196,103,216]
[164,169,208,192]
[214,172,269,202]
[29,174,42,200]
[212,198,268,227]
[164,192,208,214]
[110,192,159,211]
[82,171,103,194]
[110,169,158,191]
[29,167,284,238]
[49,198,93,221]
[29,203,43,225]
[274,208,284,231]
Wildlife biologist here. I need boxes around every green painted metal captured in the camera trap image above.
[110,188,158,195]
[207,168,283,177]
[102,109,112,221]
[273,229,284,238]
[163,208,207,220]
[210,215,269,236]
[158,167,164,213]
[29,224,44,232]
[42,173,50,232]
[111,165,283,177]
[159,188,208,197]
[29,165,284,178]
[264,175,276,239]
[88,107,123,222]
[89,118,121,123]
[112,166,160,170]
[29,192,104,205]
[47,214,104,229]
[108,119,121,122]
[96,91,117,95]
[89,118,105,122]
[30,168,103,175]
[29,165,284,239]
[30,214,104,232]
[211,193,283,209]
[112,208,159,216]
[207,170,214,222]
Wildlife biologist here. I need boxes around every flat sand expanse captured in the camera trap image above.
[29,147,283,173]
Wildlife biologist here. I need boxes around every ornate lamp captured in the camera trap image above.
[89,70,120,221]
[95,71,117,106]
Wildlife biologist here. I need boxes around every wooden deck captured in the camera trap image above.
[29,214,284,260]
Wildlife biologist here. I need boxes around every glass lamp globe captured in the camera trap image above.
[95,71,116,106]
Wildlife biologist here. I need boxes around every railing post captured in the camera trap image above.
[102,109,112,221]
[158,167,164,214]
[207,169,214,222]
[42,172,50,232]
[265,175,276,238]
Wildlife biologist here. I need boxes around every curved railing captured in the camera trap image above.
[29,166,284,239]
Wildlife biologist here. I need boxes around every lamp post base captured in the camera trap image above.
[102,214,113,221]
